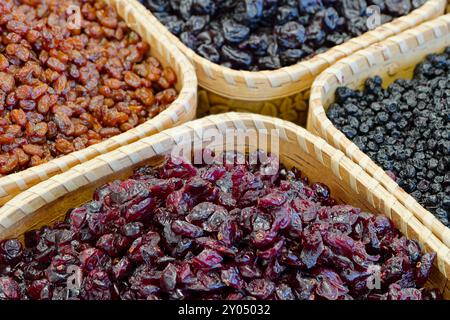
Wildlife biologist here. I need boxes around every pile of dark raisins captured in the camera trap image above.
[327,48,450,228]
[0,0,178,175]
[141,0,427,71]
[0,151,439,300]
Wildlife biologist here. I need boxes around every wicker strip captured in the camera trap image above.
[0,0,198,206]
[0,112,448,298]
[308,15,450,249]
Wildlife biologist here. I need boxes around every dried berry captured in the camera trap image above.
[0,151,439,300]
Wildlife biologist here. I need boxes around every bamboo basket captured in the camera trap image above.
[307,15,450,249]
[131,0,446,126]
[0,112,448,298]
[0,0,198,206]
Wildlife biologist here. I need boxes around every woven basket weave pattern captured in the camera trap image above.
[0,0,198,206]
[307,15,450,249]
[131,0,446,125]
[197,89,310,126]
[0,113,448,297]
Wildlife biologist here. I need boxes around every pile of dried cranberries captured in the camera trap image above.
[0,151,440,300]
[0,0,178,175]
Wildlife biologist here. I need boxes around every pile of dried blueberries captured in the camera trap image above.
[0,0,178,175]
[327,48,450,227]
[141,0,427,70]
[0,151,440,300]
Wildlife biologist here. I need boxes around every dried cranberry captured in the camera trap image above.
[0,150,439,300]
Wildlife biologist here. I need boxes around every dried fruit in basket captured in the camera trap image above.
[0,150,440,300]
[0,0,178,175]
[141,0,426,71]
[327,48,450,228]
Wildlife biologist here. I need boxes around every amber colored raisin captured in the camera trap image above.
[0,54,9,70]
[104,78,123,90]
[15,85,33,100]
[0,0,177,175]
[73,137,86,151]
[37,95,52,114]
[47,57,66,72]
[7,21,29,36]
[53,74,67,94]
[19,100,37,111]
[99,127,121,138]
[30,155,44,167]
[162,68,177,86]
[47,121,57,139]
[31,83,49,100]
[0,72,15,93]
[135,88,155,106]
[123,71,141,88]
[26,30,41,44]
[54,112,75,136]
[7,44,31,62]
[0,134,15,145]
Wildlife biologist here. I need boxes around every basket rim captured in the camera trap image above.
[308,14,450,247]
[131,0,446,100]
[0,112,449,284]
[0,0,198,202]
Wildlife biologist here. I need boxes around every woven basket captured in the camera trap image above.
[0,112,448,298]
[307,15,450,250]
[131,0,446,126]
[0,0,198,206]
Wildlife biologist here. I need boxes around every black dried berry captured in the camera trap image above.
[0,150,439,300]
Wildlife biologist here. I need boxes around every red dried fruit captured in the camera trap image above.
[112,257,132,281]
[0,151,438,300]
[128,231,162,263]
[160,263,177,292]
[221,266,244,289]
[387,284,422,300]
[0,277,22,300]
[27,279,53,300]
[301,227,324,269]
[81,269,113,300]
[79,248,111,272]
[315,268,349,300]
[415,253,436,287]
[96,233,130,258]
